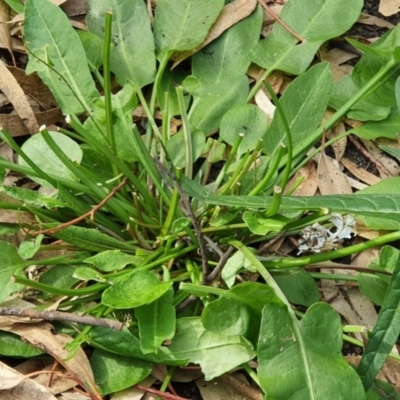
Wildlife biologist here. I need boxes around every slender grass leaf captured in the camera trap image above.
[0,241,25,303]
[161,317,255,380]
[89,327,188,366]
[136,289,176,354]
[258,302,364,399]
[53,226,138,253]
[87,0,156,87]
[24,0,99,114]
[90,349,152,395]
[220,104,268,157]
[153,0,224,59]
[358,251,400,390]
[18,131,82,188]
[182,177,400,220]
[102,270,172,309]
[264,62,332,156]
[249,0,363,75]
[192,6,263,84]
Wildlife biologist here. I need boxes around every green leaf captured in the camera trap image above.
[89,326,187,366]
[84,250,142,272]
[189,76,249,134]
[102,269,172,309]
[0,241,24,303]
[243,212,287,235]
[272,270,320,307]
[24,0,99,114]
[3,186,64,208]
[182,177,400,220]
[367,380,400,399]
[258,302,364,399]
[4,0,24,14]
[87,0,156,87]
[90,348,152,395]
[153,0,224,59]
[249,0,363,75]
[76,30,104,70]
[53,226,138,253]
[18,131,83,188]
[18,234,43,259]
[264,62,333,156]
[39,264,79,291]
[0,331,44,357]
[220,104,268,157]
[161,317,255,380]
[73,267,107,283]
[351,107,400,140]
[166,129,205,168]
[136,289,175,354]
[222,250,255,288]
[358,250,400,390]
[192,6,263,84]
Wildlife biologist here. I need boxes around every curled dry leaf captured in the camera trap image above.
[378,0,400,17]
[171,0,257,67]
[0,60,39,133]
[317,152,353,195]
[340,157,381,186]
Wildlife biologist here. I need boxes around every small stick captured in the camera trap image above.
[134,385,190,400]
[32,177,128,236]
[258,0,304,43]
[207,246,234,282]
[0,307,124,331]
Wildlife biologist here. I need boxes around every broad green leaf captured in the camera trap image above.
[166,129,205,168]
[189,76,249,134]
[222,250,255,288]
[39,264,79,291]
[87,0,156,87]
[153,0,224,60]
[351,107,400,140]
[192,6,263,84]
[380,144,400,160]
[80,145,114,183]
[89,326,187,366]
[4,0,24,13]
[53,226,138,253]
[2,186,64,208]
[243,212,287,235]
[0,331,44,357]
[76,30,104,70]
[84,250,142,272]
[264,62,332,156]
[24,0,99,114]
[0,241,24,303]
[102,269,172,309]
[249,0,363,75]
[220,104,268,157]
[358,250,400,391]
[18,234,43,259]
[136,289,175,354]
[73,267,107,283]
[356,178,400,230]
[272,270,320,307]
[258,303,364,399]
[90,349,152,395]
[18,131,83,188]
[182,178,400,220]
[367,380,400,399]
[161,317,255,380]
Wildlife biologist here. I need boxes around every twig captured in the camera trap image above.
[31,177,128,236]
[207,246,234,282]
[134,384,190,400]
[304,263,392,276]
[258,0,304,43]
[153,158,209,282]
[176,295,197,313]
[0,307,124,330]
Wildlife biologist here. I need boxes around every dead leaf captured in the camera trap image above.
[340,157,381,186]
[0,60,39,133]
[171,0,257,67]
[317,152,353,195]
[254,89,275,121]
[359,12,395,29]
[0,0,15,66]
[0,361,58,399]
[379,0,400,16]
[62,0,88,17]
[285,161,318,196]
[1,321,100,399]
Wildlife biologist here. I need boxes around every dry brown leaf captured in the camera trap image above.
[1,321,100,399]
[379,0,400,16]
[285,161,318,196]
[254,88,275,121]
[325,120,347,161]
[0,60,39,133]
[0,0,15,65]
[317,152,353,195]
[358,12,395,29]
[340,156,381,186]
[62,0,88,17]
[0,361,58,400]
[319,47,356,81]
[171,0,257,67]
